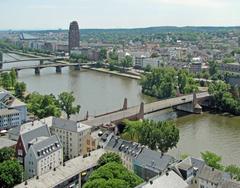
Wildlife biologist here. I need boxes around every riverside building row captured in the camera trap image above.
[13,130,240,188]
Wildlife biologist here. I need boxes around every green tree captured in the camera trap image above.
[14,82,26,99]
[122,120,142,141]
[0,160,23,188]
[99,48,107,61]
[120,55,133,72]
[0,147,15,163]
[26,92,61,119]
[225,165,240,181]
[98,152,122,167]
[201,151,224,170]
[83,162,143,188]
[208,61,219,77]
[1,72,11,89]
[123,119,179,153]
[9,69,17,88]
[58,92,80,119]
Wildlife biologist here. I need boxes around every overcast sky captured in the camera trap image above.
[0,0,239,30]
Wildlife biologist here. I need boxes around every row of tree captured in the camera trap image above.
[83,152,143,188]
[140,68,198,99]
[121,119,179,153]
[26,91,80,119]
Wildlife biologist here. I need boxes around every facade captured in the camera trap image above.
[0,89,27,130]
[16,124,51,164]
[24,135,63,178]
[135,57,162,69]
[71,47,100,61]
[0,109,21,130]
[219,63,240,73]
[68,21,80,52]
[45,117,93,159]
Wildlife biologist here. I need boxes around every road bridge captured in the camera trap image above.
[82,92,210,127]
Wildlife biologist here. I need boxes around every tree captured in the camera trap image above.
[58,92,80,119]
[123,119,179,153]
[0,147,15,163]
[26,92,61,119]
[98,152,122,167]
[120,55,133,72]
[99,48,107,61]
[208,61,219,77]
[225,165,240,181]
[83,162,143,188]
[0,160,23,188]
[14,82,26,99]
[1,72,11,89]
[201,151,224,170]
[9,69,17,88]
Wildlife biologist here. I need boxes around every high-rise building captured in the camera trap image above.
[68,21,80,52]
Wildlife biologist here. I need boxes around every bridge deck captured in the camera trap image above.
[82,92,209,127]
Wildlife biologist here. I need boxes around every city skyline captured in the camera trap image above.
[0,0,239,30]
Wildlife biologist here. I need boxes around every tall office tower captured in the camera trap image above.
[68,21,80,52]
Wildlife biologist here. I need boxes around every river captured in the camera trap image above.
[3,53,240,166]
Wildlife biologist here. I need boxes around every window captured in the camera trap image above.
[200,185,204,188]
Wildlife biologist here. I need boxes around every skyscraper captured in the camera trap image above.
[68,21,80,52]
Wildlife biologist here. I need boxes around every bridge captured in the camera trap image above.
[0,62,96,75]
[81,92,210,128]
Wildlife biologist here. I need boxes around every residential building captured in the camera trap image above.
[219,63,240,73]
[105,135,175,180]
[133,148,175,180]
[45,117,93,159]
[135,57,162,69]
[15,149,105,188]
[16,124,51,164]
[0,89,27,130]
[24,135,63,178]
[68,21,80,52]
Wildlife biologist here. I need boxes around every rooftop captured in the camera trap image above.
[45,116,91,133]
[0,137,16,149]
[136,171,189,188]
[15,149,105,188]
[0,108,19,116]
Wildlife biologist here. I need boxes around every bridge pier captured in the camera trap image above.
[0,62,2,69]
[40,60,44,65]
[122,98,128,110]
[35,67,40,75]
[56,66,62,74]
[74,64,81,70]
[137,102,144,119]
[175,92,202,114]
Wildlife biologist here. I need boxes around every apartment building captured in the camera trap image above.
[24,135,63,178]
[45,117,94,159]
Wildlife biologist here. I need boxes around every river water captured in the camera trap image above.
[3,53,240,166]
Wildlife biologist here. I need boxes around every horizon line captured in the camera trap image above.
[1,25,240,32]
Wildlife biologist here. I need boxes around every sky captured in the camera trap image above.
[0,0,239,30]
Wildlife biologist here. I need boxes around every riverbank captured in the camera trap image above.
[7,49,53,58]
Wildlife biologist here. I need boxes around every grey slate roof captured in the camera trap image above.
[197,165,231,185]
[0,137,16,149]
[30,135,62,161]
[135,148,175,173]
[21,124,51,152]
[105,135,143,158]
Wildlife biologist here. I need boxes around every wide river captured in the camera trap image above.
[3,53,240,165]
